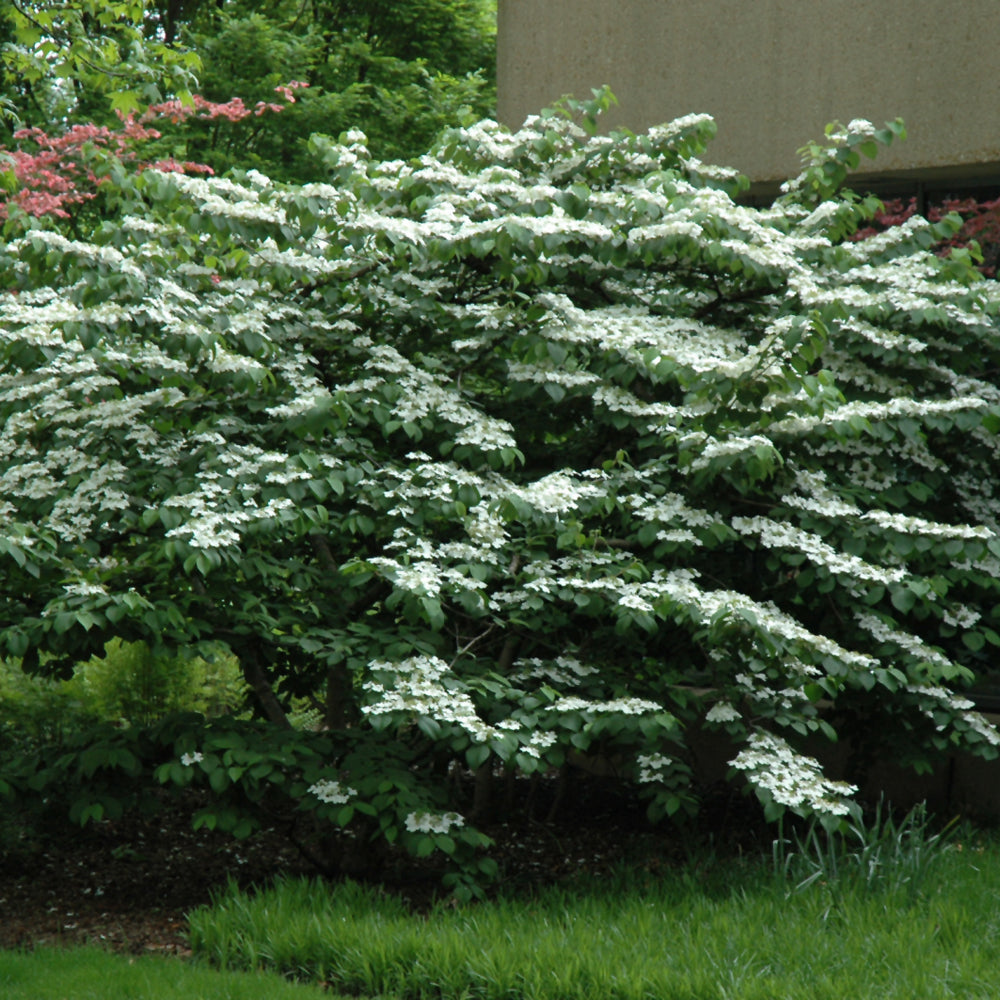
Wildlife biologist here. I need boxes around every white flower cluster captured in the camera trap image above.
[180,752,204,766]
[655,568,878,673]
[636,752,674,783]
[368,555,487,600]
[520,731,558,758]
[906,684,975,715]
[618,590,655,613]
[537,297,754,382]
[626,491,719,542]
[859,510,994,541]
[164,491,295,550]
[593,385,691,426]
[498,552,882,681]
[770,394,989,437]
[963,713,1000,748]
[166,171,288,226]
[511,656,599,687]
[308,779,357,805]
[512,470,609,516]
[780,469,861,518]
[362,656,496,742]
[840,317,928,356]
[733,676,810,713]
[942,605,982,629]
[550,696,663,715]
[687,435,777,473]
[466,504,509,550]
[904,685,1000,747]
[356,344,518,452]
[855,613,954,670]
[62,580,109,599]
[507,361,600,388]
[404,811,465,834]
[705,702,741,724]
[731,516,907,584]
[730,732,857,818]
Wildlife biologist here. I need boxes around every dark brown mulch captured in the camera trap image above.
[0,778,767,955]
[0,804,314,955]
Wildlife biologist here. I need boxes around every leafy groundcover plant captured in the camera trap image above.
[2,89,1000,893]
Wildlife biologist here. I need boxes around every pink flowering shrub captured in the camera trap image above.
[856,194,1000,278]
[0,84,307,226]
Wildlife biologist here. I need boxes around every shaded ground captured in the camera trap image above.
[0,804,312,955]
[0,780,765,955]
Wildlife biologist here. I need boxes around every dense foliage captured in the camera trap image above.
[3,93,1000,888]
[169,0,496,174]
[0,0,201,129]
[1,0,497,175]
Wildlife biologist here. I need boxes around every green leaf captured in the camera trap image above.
[890,589,917,614]
[209,768,230,793]
[963,631,986,653]
[109,90,141,117]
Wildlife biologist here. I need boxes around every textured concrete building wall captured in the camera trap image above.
[498,0,1000,185]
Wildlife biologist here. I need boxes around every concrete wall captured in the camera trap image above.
[498,0,1000,186]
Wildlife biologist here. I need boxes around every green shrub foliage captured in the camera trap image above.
[79,639,247,725]
[3,93,1000,883]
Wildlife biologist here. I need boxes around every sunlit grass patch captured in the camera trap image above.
[0,946,338,1000]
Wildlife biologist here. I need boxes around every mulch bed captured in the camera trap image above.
[0,778,766,955]
[0,804,312,954]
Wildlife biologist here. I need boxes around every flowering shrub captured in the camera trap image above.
[2,91,1000,885]
[0,86,304,231]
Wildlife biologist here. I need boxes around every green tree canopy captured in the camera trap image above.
[2,0,497,179]
[0,0,201,134]
[3,0,496,179]
[162,0,496,176]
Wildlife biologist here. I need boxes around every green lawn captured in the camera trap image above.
[0,947,337,1000]
[6,818,999,1000]
[188,836,1000,1000]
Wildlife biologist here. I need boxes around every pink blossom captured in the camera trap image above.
[1,87,298,223]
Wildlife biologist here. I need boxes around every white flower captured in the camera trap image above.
[636,752,674,783]
[705,702,741,724]
[404,811,465,834]
[180,752,204,766]
[730,732,856,818]
[529,731,557,749]
[731,516,906,585]
[618,591,655,613]
[551,696,663,715]
[308,779,357,805]
[362,656,497,743]
[963,712,1000,747]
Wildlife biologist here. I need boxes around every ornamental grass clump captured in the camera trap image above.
[774,799,959,908]
[2,89,1000,886]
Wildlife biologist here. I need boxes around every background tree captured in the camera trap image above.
[150,0,497,177]
[856,194,1000,279]
[0,0,201,135]
[2,1,498,180]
